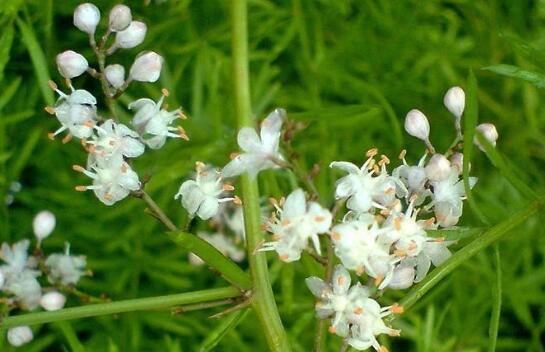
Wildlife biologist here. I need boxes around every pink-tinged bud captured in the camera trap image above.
[474,123,498,151]
[33,210,56,241]
[405,109,430,141]
[443,86,465,120]
[450,152,464,175]
[114,21,147,49]
[73,3,100,35]
[129,51,163,82]
[425,154,451,181]
[40,291,67,311]
[7,326,33,347]
[109,4,132,32]
[56,51,88,79]
[105,64,125,88]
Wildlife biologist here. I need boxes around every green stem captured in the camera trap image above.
[400,199,542,310]
[1,287,240,328]
[230,1,290,351]
[169,231,252,290]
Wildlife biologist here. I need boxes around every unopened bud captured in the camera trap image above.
[73,3,100,35]
[474,123,498,151]
[450,152,464,175]
[7,326,33,347]
[33,210,56,241]
[425,154,451,181]
[443,86,465,120]
[40,291,67,311]
[109,4,132,32]
[56,51,88,79]
[129,51,163,82]
[404,109,430,141]
[114,21,147,49]
[104,64,125,88]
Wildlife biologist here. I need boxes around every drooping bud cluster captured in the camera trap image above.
[1,212,88,347]
[46,3,188,206]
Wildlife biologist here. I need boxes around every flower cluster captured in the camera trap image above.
[220,86,498,350]
[1,211,88,347]
[46,3,187,206]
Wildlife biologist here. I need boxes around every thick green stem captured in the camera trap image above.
[1,287,240,328]
[230,1,290,350]
[400,199,542,310]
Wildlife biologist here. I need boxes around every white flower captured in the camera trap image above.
[74,158,140,206]
[222,108,285,179]
[128,93,187,149]
[404,109,430,142]
[45,244,86,285]
[261,189,332,262]
[86,119,145,162]
[330,153,398,214]
[413,240,451,282]
[474,123,498,151]
[73,3,100,35]
[189,232,245,265]
[109,4,132,32]
[47,83,97,140]
[0,240,37,276]
[114,21,147,49]
[40,291,67,311]
[7,326,33,347]
[129,52,163,83]
[424,154,451,182]
[443,86,465,121]
[56,50,88,79]
[175,163,237,220]
[306,265,366,337]
[331,219,397,289]
[33,210,56,242]
[104,64,125,89]
[430,170,477,227]
[347,301,401,352]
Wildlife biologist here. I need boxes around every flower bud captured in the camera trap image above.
[56,51,88,79]
[7,326,33,347]
[129,52,163,82]
[33,210,56,241]
[443,86,465,120]
[73,3,100,35]
[40,291,67,311]
[425,154,451,182]
[114,21,147,49]
[109,4,132,32]
[105,64,125,88]
[404,109,430,141]
[450,152,464,175]
[474,123,498,151]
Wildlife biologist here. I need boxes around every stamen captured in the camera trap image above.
[223,183,235,191]
[229,152,240,160]
[72,165,86,173]
[374,274,384,287]
[161,88,170,97]
[328,326,337,334]
[390,303,404,314]
[47,132,56,140]
[330,232,341,241]
[233,196,242,205]
[62,134,73,144]
[353,307,363,315]
[75,185,87,191]
[48,80,58,91]
[44,106,55,115]
[366,148,378,158]
[398,149,407,160]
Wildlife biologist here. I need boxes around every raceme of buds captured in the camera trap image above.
[405,109,430,141]
[108,4,132,32]
[114,21,147,49]
[73,3,100,35]
[7,326,33,347]
[443,86,465,120]
[104,64,125,88]
[56,51,88,79]
[33,210,56,241]
[40,291,67,311]
[129,52,164,82]
[474,123,498,151]
[425,154,451,182]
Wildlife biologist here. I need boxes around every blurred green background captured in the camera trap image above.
[1,0,545,351]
